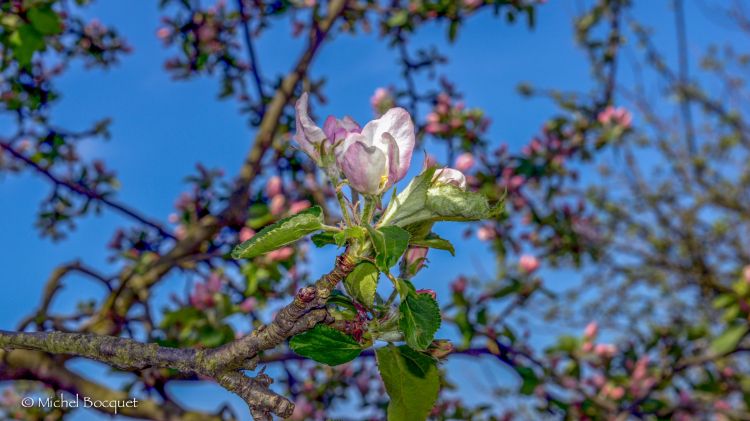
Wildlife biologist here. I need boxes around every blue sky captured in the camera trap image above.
[0,1,738,419]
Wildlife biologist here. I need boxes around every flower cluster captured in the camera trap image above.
[425,93,490,148]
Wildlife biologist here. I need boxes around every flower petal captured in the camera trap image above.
[360,107,415,182]
[433,167,467,190]
[340,135,388,195]
[294,92,327,160]
[382,132,401,190]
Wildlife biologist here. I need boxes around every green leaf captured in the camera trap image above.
[289,325,363,366]
[399,293,441,351]
[379,167,501,228]
[376,345,439,421]
[28,7,62,35]
[426,184,499,221]
[516,366,541,395]
[380,167,437,227]
[10,25,45,67]
[367,225,410,271]
[334,226,367,247]
[710,324,749,355]
[344,262,379,307]
[232,206,324,259]
[310,231,335,247]
[409,233,455,256]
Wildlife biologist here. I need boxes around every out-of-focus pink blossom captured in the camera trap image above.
[239,227,255,242]
[451,276,467,294]
[267,246,294,262]
[190,283,215,310]
[289,200,311,214]
[597,105,632,128]
[519,254,540,273]
[594,343,617,359]
[455,152,475,172]
[370,87,394,115]
[584,321,598,339]
[174,225,187,240]
[477,224,496,241]
[239,297,257,312]
[266,176,283,197]
[270,194,286,216]
[156,27,171,40]
[463,0,483,8]
[743,265,750,283]
[206,273,222,293]
[290,396,315,421]
[168,213,179,223]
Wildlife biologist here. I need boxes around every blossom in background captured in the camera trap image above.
[519,254,540,273]
[454,152,475,172]
[584,321,598,339]
[239,227,255,242]
[476,224,496,241]
[597,105,632,128]
[337,107,415,195]
[265,176,282,197]
[289,200,311,214]
[370,87,394,116]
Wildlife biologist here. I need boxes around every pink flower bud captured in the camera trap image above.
[743,265,750,283]
[416,289,436,300]
[519,254,540,273]
[454,152,475,172]
[405,247,429,273]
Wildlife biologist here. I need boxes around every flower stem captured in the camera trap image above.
[335,185,353,227]
[361,196,376,225]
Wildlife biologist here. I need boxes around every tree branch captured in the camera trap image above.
[0,140,176,240]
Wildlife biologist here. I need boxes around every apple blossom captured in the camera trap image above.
[519,254,540,273]
[294,92,331,165]
[337,107,415,195]
[323,115,361,144]
[455,152,475,172]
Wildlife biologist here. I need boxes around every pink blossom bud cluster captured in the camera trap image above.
[424,93,490,144]
[597,105,633,129]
